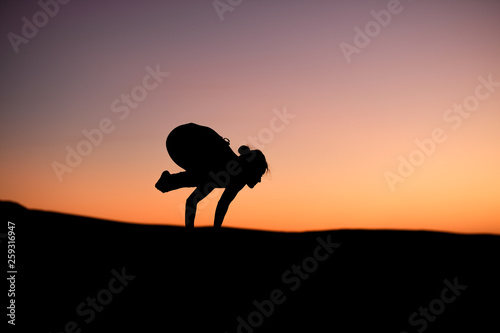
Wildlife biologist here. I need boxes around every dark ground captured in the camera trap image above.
[2,201,499,332]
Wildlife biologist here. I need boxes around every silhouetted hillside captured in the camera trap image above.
[2,201,499,332]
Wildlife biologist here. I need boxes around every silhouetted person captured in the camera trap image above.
[155,123,269,228]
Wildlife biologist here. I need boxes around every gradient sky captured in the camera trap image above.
[1,0,499,233]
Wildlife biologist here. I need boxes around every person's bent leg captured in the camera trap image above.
[170,172,199,189]
[156,171,199,193]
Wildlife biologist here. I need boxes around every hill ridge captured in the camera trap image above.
[2,200,499,332]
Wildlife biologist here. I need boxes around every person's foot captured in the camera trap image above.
[155,170,172,193]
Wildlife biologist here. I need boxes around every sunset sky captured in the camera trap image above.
[1,0,499,233]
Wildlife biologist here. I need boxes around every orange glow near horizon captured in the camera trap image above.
[1,0,500,234]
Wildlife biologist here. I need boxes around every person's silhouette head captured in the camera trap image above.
[238,145,269,188]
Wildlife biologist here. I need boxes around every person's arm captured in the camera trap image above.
[185,186,213,228]
[214,183,244,228]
